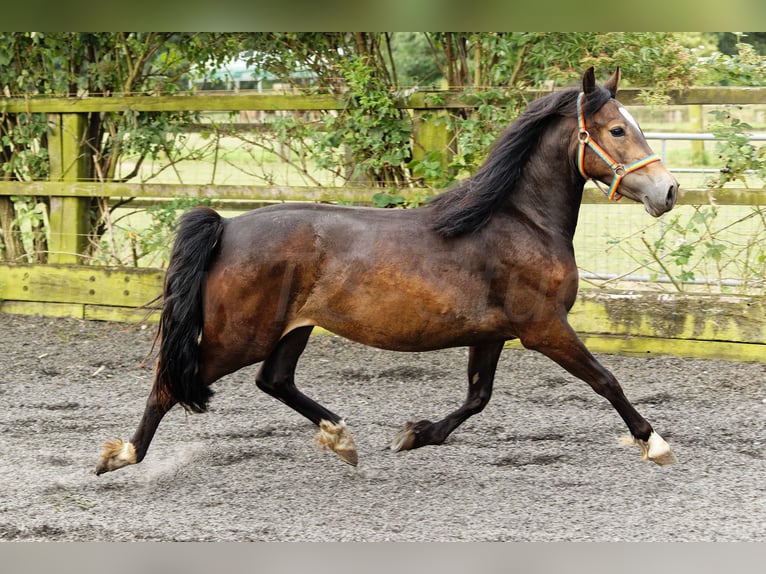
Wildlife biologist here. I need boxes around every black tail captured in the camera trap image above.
[155,206,225,413]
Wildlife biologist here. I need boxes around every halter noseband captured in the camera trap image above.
[576,92,661,201]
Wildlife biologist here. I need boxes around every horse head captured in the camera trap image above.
[578,67,679,217]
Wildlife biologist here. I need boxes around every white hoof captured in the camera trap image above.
[622,431,677,466]
[314,420,358,466]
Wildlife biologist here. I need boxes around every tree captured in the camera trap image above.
[713,32,766,56]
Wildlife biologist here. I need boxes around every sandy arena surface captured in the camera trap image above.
[1,313,764,541]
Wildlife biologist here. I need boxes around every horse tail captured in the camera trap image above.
[155,206,225,413]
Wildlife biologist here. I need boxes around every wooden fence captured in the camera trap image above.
[1,88,765,362]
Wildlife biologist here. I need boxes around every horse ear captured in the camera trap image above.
[604,68,620,97]
[582,67,596,94]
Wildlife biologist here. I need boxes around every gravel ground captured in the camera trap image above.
[1,313,764,541]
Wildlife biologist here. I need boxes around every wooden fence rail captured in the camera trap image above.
[1,88,765,362]
[3,86,766,114]
[2,262,764,363]
[1,181,764,206]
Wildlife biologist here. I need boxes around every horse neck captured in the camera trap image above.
[508,122,584,242]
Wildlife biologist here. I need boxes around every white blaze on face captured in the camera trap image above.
[619,106,642,132]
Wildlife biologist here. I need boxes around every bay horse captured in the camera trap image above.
[96,68,679,475]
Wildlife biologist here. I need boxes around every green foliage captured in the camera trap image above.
[239,33,358,91]
[707,108,766,188]
[578,32,698,105]
[696,41,766,87]
[10,196,49,263]
[311,56,413,187]
[406,33,697,186]
[0,114,50,182]
[389,33,443,87]
[97,197,212,268]
[409,150,449,183]
[370,189,430,209]
[238,32,701,200]
[656,208,721,286]
[447,88,524,182]
[371,191,406,208]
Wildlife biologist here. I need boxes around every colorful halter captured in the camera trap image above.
[576,92,661,201]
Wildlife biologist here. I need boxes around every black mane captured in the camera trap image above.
[428,85,613,238]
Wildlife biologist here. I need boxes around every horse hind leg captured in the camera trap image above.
[391,341,504,453]
[96,384,176,475]
[256,326,358,466]
[95,343,225,475]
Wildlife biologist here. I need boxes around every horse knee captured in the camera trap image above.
[465,389,492,414]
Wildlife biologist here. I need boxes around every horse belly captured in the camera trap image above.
[297,265,514,351]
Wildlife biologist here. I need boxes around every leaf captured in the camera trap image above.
[704,242,726,261]
[372,192,405,208]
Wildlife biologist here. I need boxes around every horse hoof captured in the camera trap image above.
[649,448,677,466]
[95,438,137,475]
[390,420,433,452]
[337,447,358,466]
[314,420,358,466]
[390,427,416,452]
[621,431,677,466]
[645,431,677,466]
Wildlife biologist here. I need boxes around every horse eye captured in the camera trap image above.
[610,127,625,137]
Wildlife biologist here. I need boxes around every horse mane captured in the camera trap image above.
[428,85,614,238]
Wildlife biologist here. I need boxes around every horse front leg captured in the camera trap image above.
[95,384,175,475]
[391,341,504,452]
[521,317,676,466]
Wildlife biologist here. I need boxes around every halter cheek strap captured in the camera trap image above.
[576,92,661,201]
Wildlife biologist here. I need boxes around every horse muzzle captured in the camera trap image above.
[639,171,679,217]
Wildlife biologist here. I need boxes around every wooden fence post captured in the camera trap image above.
[47,113,90,264]
[689,104,707,164]
[412,109,454,186]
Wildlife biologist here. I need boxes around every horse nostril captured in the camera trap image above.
[666,184,677,207]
